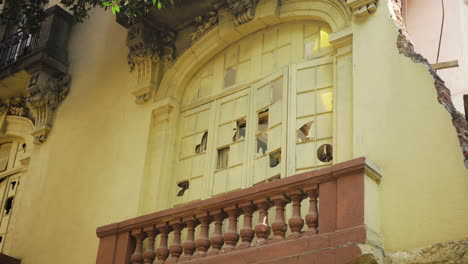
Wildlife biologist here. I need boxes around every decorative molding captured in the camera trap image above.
[346,0,377,17]
[126,23,176,104]
[152,97,177,125]
[227,0,259,25]
[127,23,176,70]
[329,27,353,48]
[191,11,218,42]
[26,71,71,144]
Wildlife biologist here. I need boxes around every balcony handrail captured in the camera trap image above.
[0,30,40,67]
[96,157,382,264]
[97,157,368,238]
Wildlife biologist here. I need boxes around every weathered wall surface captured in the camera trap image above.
[353,2,468,252]
[4,9,149,264]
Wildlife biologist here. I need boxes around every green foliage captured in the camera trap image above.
[0,0,174,33]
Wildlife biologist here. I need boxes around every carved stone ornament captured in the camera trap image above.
[227,0,259,25]
[346,0,378,17]
[126,23,176,71]
[191,11,218,42]
[0,96,29,117]
[126,22,176,104]
[25,71,71,144]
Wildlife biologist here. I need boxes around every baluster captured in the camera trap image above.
[304,186,319,236]
[143,226,158,264]
[207,210,225,256]
[155,223,170,264]
[131,229,146,264]
[166,220,183,263]
[180,216,198,262]
[254,198,271,246]
[222,205,240,252]
[238,202,255,250]
[193,212,211,258]
[270,194,289,243]
[287,190,305,239]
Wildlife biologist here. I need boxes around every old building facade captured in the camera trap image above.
[0,0,467,263]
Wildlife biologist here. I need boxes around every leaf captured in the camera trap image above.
[111,6,116,14]
[114,5,120,13]
[157,1,162,9]
[102,2,111,6]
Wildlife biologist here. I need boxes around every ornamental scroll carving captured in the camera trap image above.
[346,0,378,17]
[0,97,29,117]
[0,72,71,144]
[227,0,258,25]
[26,72,71,144]
[126,23,176,103]
[127,23,176,70]
[191,11,218,42]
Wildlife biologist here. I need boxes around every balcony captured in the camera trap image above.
[96,158,383,264]
[0,5,73,98]
[0,31,39,68]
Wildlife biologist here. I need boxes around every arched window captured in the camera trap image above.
[173,22,335,205]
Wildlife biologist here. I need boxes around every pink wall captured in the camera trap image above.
[404,0,466,113]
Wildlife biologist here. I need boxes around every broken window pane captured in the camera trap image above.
[297,121,314,143]
[217,147,230,169]
[258,109,269,132]
[232,119,246,142]
[177,181,189,197]
[256,133,268,156]
[195,132,208,154]
[317,144,333,162]
[269,149,281,168]
[4,197,13,215]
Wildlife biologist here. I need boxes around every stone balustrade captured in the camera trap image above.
[96,158,383,264]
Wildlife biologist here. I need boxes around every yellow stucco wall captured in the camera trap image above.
[5,9,148,263]
[353,4,468,251]
[0,1,466,263]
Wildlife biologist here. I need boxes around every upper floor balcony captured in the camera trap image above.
[0,5,73,98]
[95,158,383,264]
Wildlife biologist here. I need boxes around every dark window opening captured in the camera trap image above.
[4,197,13,215]
[269,150,281,168]
[177,181,189,197]
[217,147,230,169]
[232,119,246,142]
[195,132,208,154]
[0,236,3,243]
[10,181,16,191]
[317,144,333,162]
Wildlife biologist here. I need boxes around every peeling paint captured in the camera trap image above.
[388,0,468,169]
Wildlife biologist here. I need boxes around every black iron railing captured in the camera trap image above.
[0,31,39,67]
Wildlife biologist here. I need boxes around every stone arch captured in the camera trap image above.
[156,0,351,102]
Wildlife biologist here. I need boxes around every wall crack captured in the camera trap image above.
[388,0,468,169]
